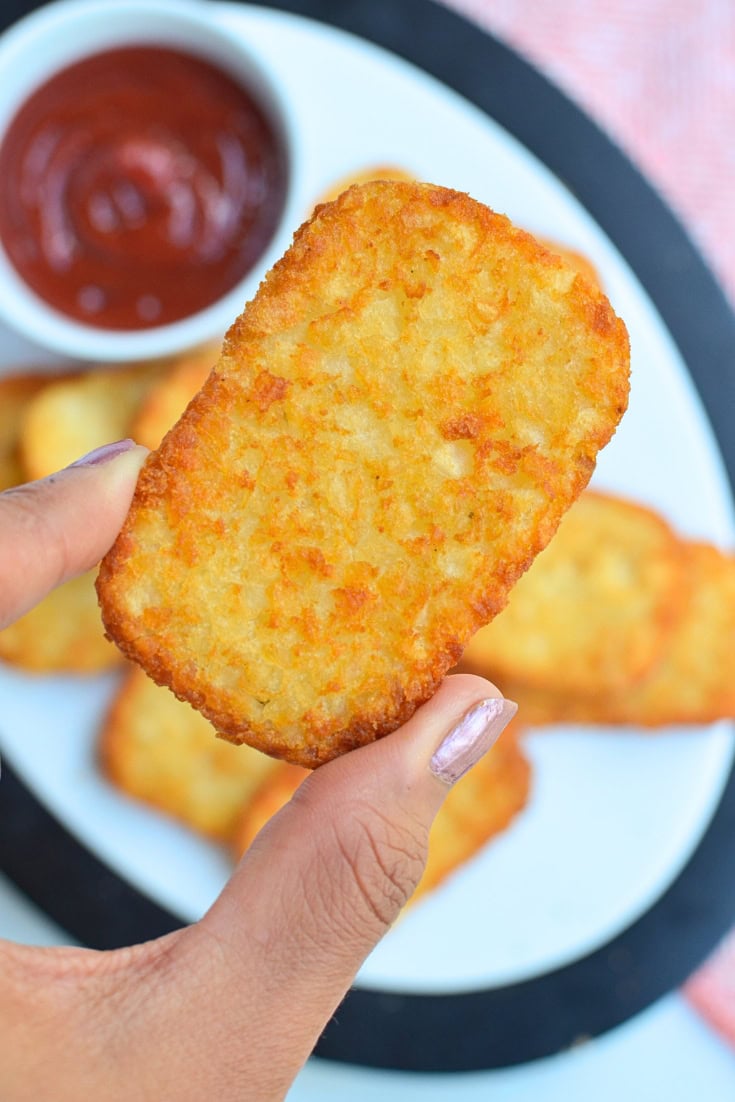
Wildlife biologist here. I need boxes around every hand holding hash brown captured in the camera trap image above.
[97,181,629,766]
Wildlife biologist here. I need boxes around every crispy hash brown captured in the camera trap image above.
[502,541,735,727]
[233,717,531,904]
[0,569,121,674]
[459,491,685,694]
[98,180,629,766]
[21,361,165,479]
[101,665,279,840]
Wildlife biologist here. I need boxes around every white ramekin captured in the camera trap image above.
[0,0,301,362]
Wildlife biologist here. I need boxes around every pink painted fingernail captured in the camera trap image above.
[68,439,137,468]
[430,697,518,785]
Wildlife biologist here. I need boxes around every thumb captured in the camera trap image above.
[0,439,148,628]
[178,675,517,1095]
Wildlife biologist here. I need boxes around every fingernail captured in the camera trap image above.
[430,697,518,785]
[68,439,137,468]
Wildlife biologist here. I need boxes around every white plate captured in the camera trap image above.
[0,1,733,1002]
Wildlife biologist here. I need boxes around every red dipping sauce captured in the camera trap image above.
[0,46,288,329]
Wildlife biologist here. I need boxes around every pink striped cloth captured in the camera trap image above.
[443,0,735,305]
[441,0,735,1047]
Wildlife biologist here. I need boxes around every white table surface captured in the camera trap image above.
[1,870,733,1100]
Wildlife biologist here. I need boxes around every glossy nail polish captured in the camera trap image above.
[430,697,518,785]
[68,439,137,467]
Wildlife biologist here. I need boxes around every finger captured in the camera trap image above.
[0,440,148,628]
[176,675,517,1097]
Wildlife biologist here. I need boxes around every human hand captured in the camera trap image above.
[0,439,515,1101]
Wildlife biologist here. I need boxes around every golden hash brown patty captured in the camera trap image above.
[21,361,165,480]
[101,665,279,840]
[501,540,735,728]
[459,491,685,694]
[98,181,630,766]
[0,570,121,674]
[0,368,134,674]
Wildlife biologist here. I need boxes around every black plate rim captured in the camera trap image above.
[1,0,735,1074]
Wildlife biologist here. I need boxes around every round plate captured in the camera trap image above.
[1,0,735,1072]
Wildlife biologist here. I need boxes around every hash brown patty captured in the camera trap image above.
[459,491,686,694]
[500,540,735,728]
[98,181,629,766]
[101,665,279,840]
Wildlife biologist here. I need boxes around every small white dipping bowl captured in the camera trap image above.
[0,0,300,362]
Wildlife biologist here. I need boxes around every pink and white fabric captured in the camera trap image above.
[444,0,735,305]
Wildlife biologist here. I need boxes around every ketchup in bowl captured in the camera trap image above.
[0,46,288,330]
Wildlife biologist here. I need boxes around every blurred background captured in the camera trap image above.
[0,1,733,1099]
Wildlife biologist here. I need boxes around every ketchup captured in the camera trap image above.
[0,46,288,329]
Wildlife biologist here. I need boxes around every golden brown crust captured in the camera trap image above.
[98,181,630,766]
[538,238,602,289]
[0,366,150,674]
